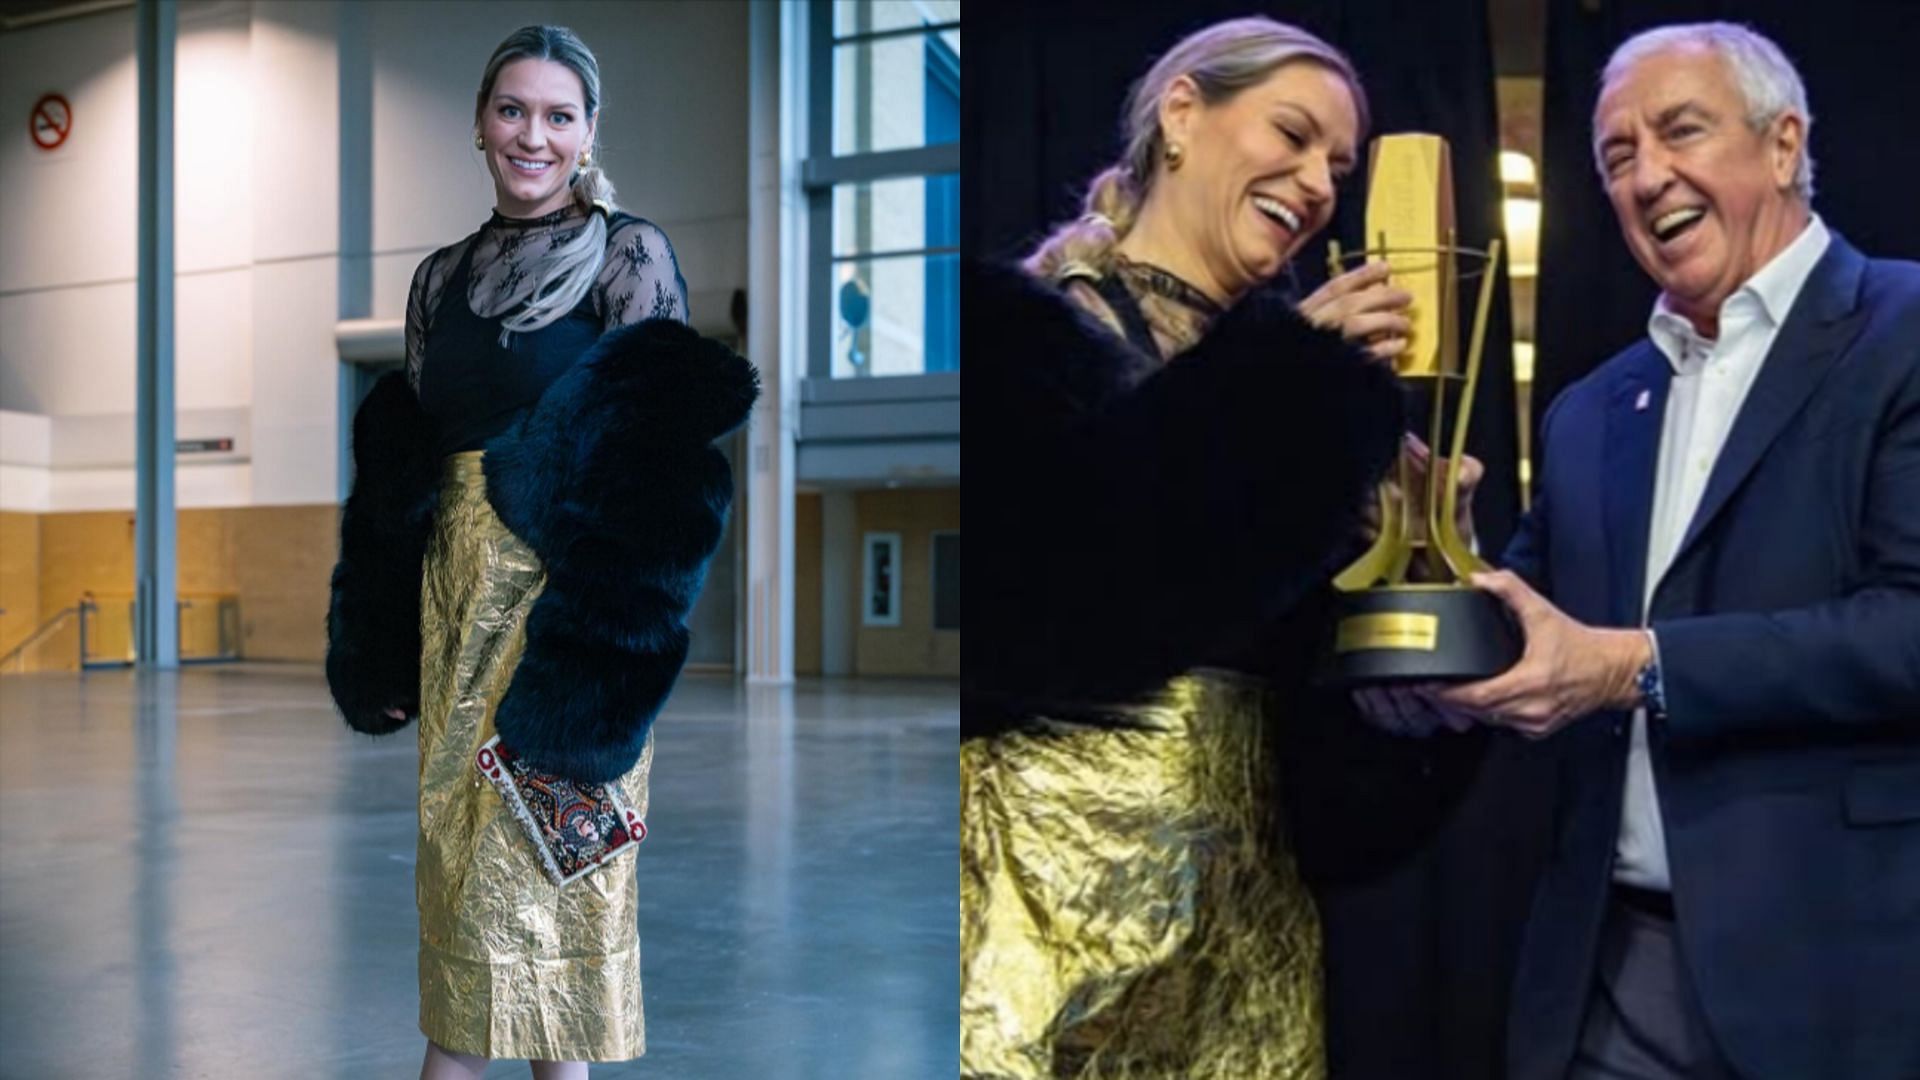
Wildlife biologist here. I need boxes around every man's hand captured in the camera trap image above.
[1298,260,1415,362]
[1435,570,1650,740]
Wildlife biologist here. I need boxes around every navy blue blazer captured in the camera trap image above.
[1501,234,1920,1080]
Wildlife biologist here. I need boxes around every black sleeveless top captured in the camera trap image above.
[418,236,602,456]
[405,207,689,458]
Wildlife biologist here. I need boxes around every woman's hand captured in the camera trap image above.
[1406,434,1484,553]
[1357,435,1484,553]
[1352,683,1479,738]
[1297,260,1414,362]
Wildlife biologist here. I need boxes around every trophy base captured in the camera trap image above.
[1318,585,1522,687]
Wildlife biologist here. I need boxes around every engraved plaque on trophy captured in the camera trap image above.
[1319,133,1522,685]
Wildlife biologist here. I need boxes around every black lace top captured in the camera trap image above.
[404,206,689,455]
[1065,255,1224,361]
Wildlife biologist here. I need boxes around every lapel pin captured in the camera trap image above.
[1635,389,1651,412]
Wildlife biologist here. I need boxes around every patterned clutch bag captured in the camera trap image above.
[475,735,647,886]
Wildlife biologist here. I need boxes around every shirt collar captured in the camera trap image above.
[1646,214,1830,373]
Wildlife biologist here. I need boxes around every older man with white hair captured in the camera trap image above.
[1417,21,1920,1080]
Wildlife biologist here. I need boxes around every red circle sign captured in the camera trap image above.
[30,94,71,151]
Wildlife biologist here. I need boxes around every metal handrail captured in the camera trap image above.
[81,591,239,667]
[79,595,126,670]
[0,590,242,674]
[0,606,80,674]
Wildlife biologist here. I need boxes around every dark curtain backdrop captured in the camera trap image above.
[965,5,1551,1078]
[1535,0,1920,440]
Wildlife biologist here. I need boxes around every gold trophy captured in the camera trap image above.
[1320,133,1521,685]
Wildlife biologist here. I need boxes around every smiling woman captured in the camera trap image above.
[1020,20,1414,364]
[480,56,594,217]
[962,16,1424,1079]
[324,22,757,1080]
[450,28,661,343]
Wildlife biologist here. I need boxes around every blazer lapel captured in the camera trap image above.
[1664,236,1869,582]
[1603,344,1670,628]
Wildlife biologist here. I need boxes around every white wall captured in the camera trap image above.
[0,0,752,510]
[0,9,138,417]
[0,410,53,512]
[0,406,253,512]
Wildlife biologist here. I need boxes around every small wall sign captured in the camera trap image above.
[30,93,71,151]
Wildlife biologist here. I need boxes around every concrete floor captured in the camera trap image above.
[0,665,957,1079]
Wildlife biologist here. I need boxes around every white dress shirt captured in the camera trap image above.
[1613,214,1831,892]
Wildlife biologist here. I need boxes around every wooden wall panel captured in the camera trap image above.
[233,505,338,662]
[854,488,960,678]
[178,510,240,658]
[22,506,336,665]
[37,511,137,665]
[794,493,823,676]
[0,512,41,662]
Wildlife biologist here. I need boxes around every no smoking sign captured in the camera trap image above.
[30,93,71,151]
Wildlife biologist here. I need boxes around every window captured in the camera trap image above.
[808,1,960,378]
[931,531,959,630]
[923,35,958,373]
[863,531,903,627]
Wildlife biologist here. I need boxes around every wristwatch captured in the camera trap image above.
[1636,628,1668,721]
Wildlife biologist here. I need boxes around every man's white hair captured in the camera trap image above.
[1598,22,1815,201]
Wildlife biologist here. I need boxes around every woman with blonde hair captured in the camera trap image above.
[963,16,1426,1078]
[325,24,756,1080]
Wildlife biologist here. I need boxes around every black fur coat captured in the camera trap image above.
[962,259,1407,728]
[325,318,759,783]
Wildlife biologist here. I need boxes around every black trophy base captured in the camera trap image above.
[1317,585,1522,687]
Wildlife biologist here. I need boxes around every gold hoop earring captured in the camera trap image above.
[579,149,593,169]
[473,133,484,151]
[1165,142,1185,171]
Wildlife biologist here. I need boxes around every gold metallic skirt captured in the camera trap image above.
[415,451,652,1061]
[960,672,1324,1079]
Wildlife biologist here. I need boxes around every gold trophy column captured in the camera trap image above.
[1322,133,1516,683]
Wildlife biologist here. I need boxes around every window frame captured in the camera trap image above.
[930,529,959,631]
[804,1,961,378]
[862,530,904,627]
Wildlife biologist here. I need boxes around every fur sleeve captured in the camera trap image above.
[965,260,1406,711]
[482,318,760,782]
[325,372,442,734]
